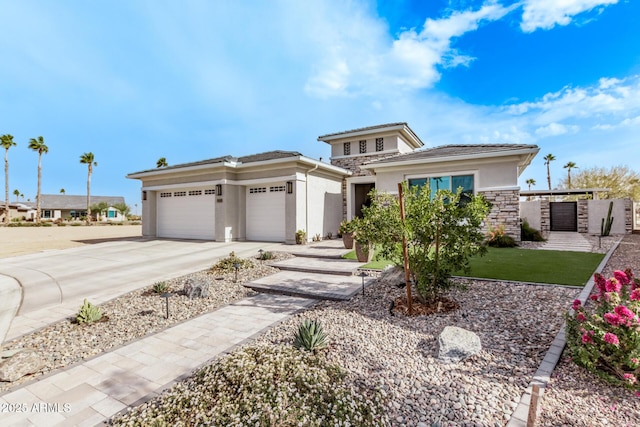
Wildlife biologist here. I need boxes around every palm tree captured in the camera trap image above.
[563,161,578,188]
[80,152,97,224]
[156,157,168,168]
[543,153,556,190]
[13,189,20,202]
[28,136,48,224]
[59,188,66,195]
[1,134,17,224]
[525,178,536,191]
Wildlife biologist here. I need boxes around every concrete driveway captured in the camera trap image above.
[0,238,286,341]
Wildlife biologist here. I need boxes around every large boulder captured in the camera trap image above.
[183,280,209,299]
[437,326,481,363]
[0,349,45,382]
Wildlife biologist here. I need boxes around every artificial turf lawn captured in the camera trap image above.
[346,247,604,286]
[456,247,604,286]
[342,249,393,270]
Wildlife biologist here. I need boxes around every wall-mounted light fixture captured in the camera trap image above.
[142,190,147,201]
[215,184,222,196]
[286,181,293,194]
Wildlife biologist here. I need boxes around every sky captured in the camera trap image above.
[1,0,639,209]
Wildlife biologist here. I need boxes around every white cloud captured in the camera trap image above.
[520,0,618,32]
[535,122,580,137]
[304,1,517,97]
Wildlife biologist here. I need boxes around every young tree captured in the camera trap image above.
[80,152,97,224]
[89,201,109,221]
[525,178,536,191]
[559,165,640,200]
[156,157,168,168]
[28,136,48,223]
[563,161,578,188]
[543,153,556,190]
[1,134,17,224]
[360,183,490,303]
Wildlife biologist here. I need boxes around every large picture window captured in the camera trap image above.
[408,174,474,203]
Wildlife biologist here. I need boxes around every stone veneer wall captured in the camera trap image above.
[577,199,589,233]
[480,189,521,241]
[625,199,633,234]
[331,153,398,218]
[540,199,550,233]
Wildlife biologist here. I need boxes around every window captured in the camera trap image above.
[408,174,474,203]
[343,142,351,155]
[270,186,286,192]
[160,192,172,198]
[249,187,267,194]
[174,191,187,197]
[188,190,202,196]
[375,137,384,152]
[359,140,367,154]
[108,210,116,218]
[204,189,216,195]
[43,210,52,218]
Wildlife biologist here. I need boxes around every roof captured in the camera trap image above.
[127,150,350,179]
[365,144,540,168]
[317,122,424,149]
[24,195,125,210]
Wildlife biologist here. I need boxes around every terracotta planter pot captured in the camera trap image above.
[342,232,354,249]
[354,242,373,263]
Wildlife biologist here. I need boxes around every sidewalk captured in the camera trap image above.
[0,293,315,426]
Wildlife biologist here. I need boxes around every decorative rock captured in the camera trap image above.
[437,326,482,363]
[183,280,209,298]
[0,349,45,382]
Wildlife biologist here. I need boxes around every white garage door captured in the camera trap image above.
[246,184,286,242]
[157,188,216,239]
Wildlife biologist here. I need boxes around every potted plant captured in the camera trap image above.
[352,217,374,262]
[338,220,355,249]
[295,229,307,245]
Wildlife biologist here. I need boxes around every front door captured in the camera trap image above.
[354,183,375,218]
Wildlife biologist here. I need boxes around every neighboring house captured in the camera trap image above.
[0,202,32,222]
[23,195,127,222]
[128,123,539,243]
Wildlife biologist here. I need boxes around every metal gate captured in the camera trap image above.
[550,202,577,231]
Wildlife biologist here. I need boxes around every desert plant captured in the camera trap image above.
[293,319,329,353]
[76,299,103,324]
[521,220,545,241]
[258,251,274,260]
[295,229,306,244]
[601,201,614,236]
[211,252,252,272]
[326,231,333,240]
[153,282,168,294]
[486,224,517,247]
[566,269,640,391]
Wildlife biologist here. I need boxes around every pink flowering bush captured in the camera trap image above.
[566,268,640,391]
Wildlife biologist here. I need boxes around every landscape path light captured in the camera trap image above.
[233,262,240,283]
[258,249,264,263]
[359,271,367,297]
[161,292,172,319]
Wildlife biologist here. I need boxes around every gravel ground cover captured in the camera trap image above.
[0,252,292,393]
[112,271,578,426]
[537,234,640,427]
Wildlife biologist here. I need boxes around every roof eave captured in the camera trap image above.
[318,123,424,149]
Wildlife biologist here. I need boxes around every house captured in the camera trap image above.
[128,123,539,243]
[23,195,127,222]
[0,202,32,222]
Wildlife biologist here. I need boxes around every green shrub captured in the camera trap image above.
[293,319,329,353]
[152,282,168,294]
[211,252,252,272]
[521,220,545,241]
[112,345,387,426]
[258,251,274,261]
[486,224,517,247]
[76,299,103,324]
[566,269,640,391]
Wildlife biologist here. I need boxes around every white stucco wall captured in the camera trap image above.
[373,158,519,194]
[520,200,542,230]
[588,200,627,235]
[306,173,343,240]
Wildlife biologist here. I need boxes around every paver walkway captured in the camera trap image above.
[0,293,315,427]
[538,231,593,252]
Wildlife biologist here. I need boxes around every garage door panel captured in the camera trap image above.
[246,184,285,242]
[157,188,216,240]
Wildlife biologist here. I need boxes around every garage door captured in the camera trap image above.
[157,188,216,239]
[246,184,286,241]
